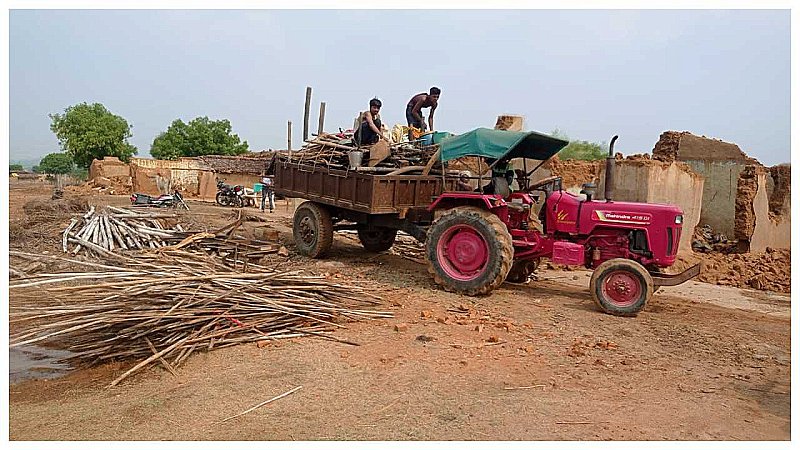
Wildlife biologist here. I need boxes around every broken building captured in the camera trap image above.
[652,131,790,252]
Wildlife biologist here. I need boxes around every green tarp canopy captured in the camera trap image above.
[439,128,569,162]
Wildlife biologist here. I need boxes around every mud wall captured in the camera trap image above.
[652,131,754,237]
[89,157,131,179]
[597,160,704,253]
[735,165,791,252]
[129,158,211,197]
[683,160,745,237]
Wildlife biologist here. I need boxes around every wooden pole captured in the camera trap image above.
[317,102,326,136]
[303,87,312,142]
[287,121,292,156]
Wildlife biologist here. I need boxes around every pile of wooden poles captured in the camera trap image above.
[9,250,392,386]
[63,207,283,265]
[63,206,185,256]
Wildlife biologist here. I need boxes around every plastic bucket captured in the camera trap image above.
[419,133,434,146]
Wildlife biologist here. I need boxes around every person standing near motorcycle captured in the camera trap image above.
[260,173,275,213]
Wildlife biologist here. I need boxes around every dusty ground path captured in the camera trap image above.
[8,186,791,440]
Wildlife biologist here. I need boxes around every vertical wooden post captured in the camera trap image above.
[303,87,312,141]
[287,121,292,156]
[317,102,326,136]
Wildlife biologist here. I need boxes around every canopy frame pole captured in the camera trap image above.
[527,159,548,178]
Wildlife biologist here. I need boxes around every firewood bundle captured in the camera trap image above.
[286,132,440,174]
[9,250,392,386]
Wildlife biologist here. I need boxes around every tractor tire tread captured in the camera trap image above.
[589,258,654,316]
[426,206,513,296]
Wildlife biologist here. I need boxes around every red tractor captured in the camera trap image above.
[273,128,700,316]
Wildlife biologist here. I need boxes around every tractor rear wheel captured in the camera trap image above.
[293,201,334,258]
[590,258,654,316]
[426,206,513,296]
[357,227,397,252]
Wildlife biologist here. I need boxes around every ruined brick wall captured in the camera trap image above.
[736,164,791,252]
[652,131,757,237]
[767,165,791,218]
[734,165,761,245]
[651,131,686,162]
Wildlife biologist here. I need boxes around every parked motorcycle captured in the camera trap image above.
[130,191,189,210]
[215,180,245,207]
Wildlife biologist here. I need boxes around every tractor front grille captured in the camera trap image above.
[666,227,674,256]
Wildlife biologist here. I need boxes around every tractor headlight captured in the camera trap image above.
[674,215,683,224]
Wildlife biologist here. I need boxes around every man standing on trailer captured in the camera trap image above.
[406,87,441,139]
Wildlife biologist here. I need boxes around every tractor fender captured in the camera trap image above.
[428,193,505,213]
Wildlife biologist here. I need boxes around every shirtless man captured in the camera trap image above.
[406,87,441,138]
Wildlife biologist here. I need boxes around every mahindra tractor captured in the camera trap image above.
[272,127,700,316]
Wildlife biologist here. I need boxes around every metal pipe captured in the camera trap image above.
[604,135,619,202]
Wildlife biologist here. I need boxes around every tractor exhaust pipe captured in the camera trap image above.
[604,135,619,202]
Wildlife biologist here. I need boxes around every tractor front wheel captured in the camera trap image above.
[426,206,513,296]
[293,201,334,258]
[358,227,397,252]
[589,258,653,316]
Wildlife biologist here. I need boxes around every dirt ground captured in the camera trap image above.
[7,179,791,441]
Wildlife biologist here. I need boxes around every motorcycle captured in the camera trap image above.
[130,191,189,210]
[215,180,245,207]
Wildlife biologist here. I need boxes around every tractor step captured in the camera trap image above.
[650,264,701,287]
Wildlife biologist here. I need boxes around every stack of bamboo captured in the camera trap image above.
[9,250,392,386]
[63,207,283,265]
[63,206,184,256]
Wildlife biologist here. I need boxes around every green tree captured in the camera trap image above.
[49,102,137,168]
[38,152,75,175]
[150,116,249,160]
[9,164,24,173]
[32,166,40,174]
[551,128,608,161]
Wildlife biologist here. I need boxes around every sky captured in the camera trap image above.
[8,8,792,165]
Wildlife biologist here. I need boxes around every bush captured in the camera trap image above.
[551,128,608,161]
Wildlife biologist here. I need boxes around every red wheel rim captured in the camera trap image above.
[436,224,489,281]
[602,270,642,307]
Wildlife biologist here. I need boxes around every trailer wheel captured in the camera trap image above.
[293,201,334,258]
[426,206,513,296]
[357,227,397,252]
[590,258,654,316]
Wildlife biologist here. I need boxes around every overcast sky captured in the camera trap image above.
[9,9,791,165]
